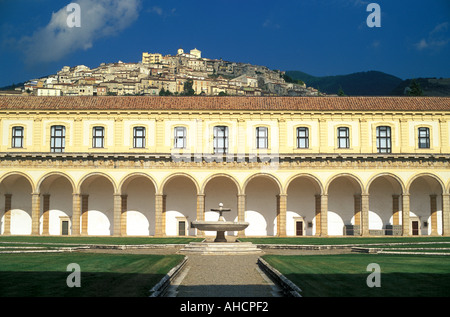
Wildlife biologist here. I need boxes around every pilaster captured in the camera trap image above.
[392,195,400,225]
[31,193,40,235]
[430,194,438,236]
[237,194,246,238]
[315,195,321,236]
[442,194,450,236]
[320,194,328,236]
[196,194,205,237]
[81,194,89,235]
[72,193,81,236]
[154,194,166,237]
[361,194,370,236]
[276,194,287,237]
[3,194,12,235]
[42,194,50,235]
[402,194,410,236]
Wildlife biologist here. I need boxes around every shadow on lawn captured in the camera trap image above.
[283,272,450,297]
[0,271,166,297]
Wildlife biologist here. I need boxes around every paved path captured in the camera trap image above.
[168,254,282,297]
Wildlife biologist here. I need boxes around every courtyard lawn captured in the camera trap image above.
[0,253,184,297]
[241,236,450,245]
[0,236,202,246]
[263,254,450,297]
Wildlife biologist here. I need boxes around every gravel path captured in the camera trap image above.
[171,254,281,297]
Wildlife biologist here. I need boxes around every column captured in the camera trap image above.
[154,194,165,237]
[277,194,287,237]
[353,194,361,235]
[3,194,12,235]
[315,195,321,236]
[196,194,205,237]
[42,194,50,235]
[121,195,127,236]
[392,195,400,225]
[442,194,450,237]
[320,194,328,236]
[31,193,41,235]
[430,195,438,236]
[72,194,81,236]
[361,194,369,236]
[402,194,410,236]
[237,194,246,238]
[81,194,89,235]
[113,194,122,236]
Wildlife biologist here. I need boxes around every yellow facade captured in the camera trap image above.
[0,96,449,237]
[142,52,163,64]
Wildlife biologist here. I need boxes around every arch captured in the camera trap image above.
[324,173,364,195]
[242,172,282,195]
[161,172,200,195]
[366,172,405,195]
[285,173,324,195]
[118,172,158,195]
[0,171,35,193]
[406,173,445,195]
[36,171,76,195]
[201,173,242,195]
[77,172,118,194]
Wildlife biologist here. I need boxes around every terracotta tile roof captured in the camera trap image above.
[0,96,449,111]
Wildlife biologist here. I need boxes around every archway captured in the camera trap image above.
[367,174,404,236]
[120,174,156,236]
[38,173,75,235]
[162,174,198,236]
[203,174,239,237]
[408,174,444,236]
[0,173,33,235]
[326,174,363,236]
[79,173,115,236]
[286,175,323,236]
[243,174,281,236]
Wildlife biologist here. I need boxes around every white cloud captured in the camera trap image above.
[415,22,449,51]
[15,0,141,65]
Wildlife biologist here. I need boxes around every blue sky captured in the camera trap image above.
[0,0,449,87]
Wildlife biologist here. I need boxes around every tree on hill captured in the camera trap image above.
[408,79,423,96]
[182,79,195,96]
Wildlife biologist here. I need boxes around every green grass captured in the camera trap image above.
[0,253,184,297]
[241,236,450,245]
[0,236,202,245]
[263,254,450,297]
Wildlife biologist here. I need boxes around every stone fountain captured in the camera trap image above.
[191,203,249,242]
[180,203,261,254]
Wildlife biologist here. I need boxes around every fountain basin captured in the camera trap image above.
[191,221,249,242]
[191,221,249,232]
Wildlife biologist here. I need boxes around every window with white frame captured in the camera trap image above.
[213,126,228,154]
[11,126,24,148]
[296,127,309,149]
[133,126,146,148]
[376,126,392,153]
[337,127,350,148]
[174,126,187,149]
[256,127,268,149]
[50,125,65,152]
[418,127,430,149]
[92,126,105,148]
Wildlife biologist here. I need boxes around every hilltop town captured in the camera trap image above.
[9,48,319,97]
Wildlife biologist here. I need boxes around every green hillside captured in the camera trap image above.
[286,70,403,96]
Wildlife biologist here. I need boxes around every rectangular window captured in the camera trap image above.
[376,126,392,153]
[256,127,268,149]
[11,126,24,148]
[418,127,430,149]
[213,126,228,154]
[174,126,187,149]
[296,127,309,149]
[50,125,65,152]
[92,126,104,148]
[133,126,146,148]
[337,127,350,149]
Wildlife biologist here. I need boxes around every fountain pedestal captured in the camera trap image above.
[180,203,261,254]
[190,203,249,242]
